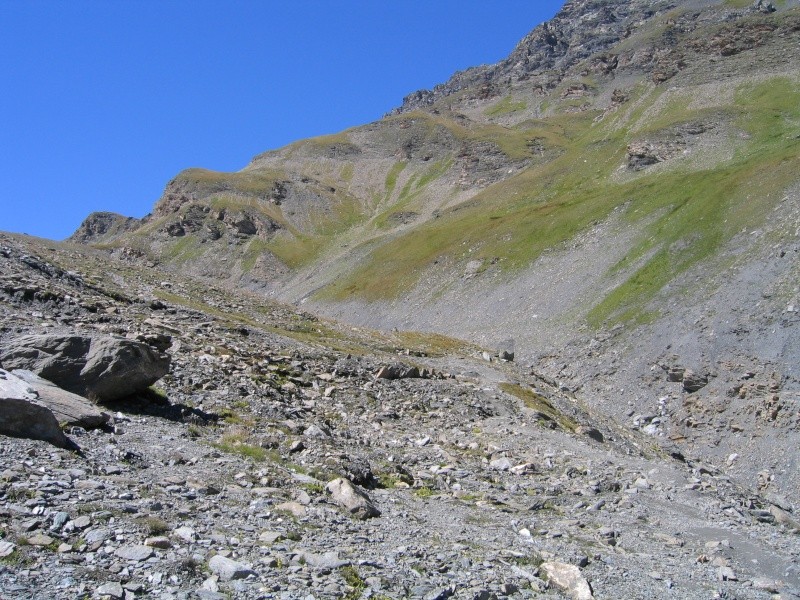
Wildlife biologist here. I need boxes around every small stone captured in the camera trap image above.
[751,577,780,593]
[295,550,349,569]
[57,543,73,553]
[114,545,153,562]
[96,581,124,599]
[325,477,380,519]
[173,526,196,542]
[27,533,54,546]
[510,462,535,475]
[489,457,512,471]
[258,530,283,544]
[718,566,737,581]
[276,501,307,517]
[71,516,92,529]
[0,541,15,557]
[85,528,111,545]
[145,536,171,549]
[50,511,70,532]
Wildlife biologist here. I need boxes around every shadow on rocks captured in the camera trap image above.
[103,388,219,425]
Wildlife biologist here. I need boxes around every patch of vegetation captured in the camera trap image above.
[377,471,413,489]
[384,161,407,199]
[172,167,284,196]
[148,385,168,400]
[212,430,271,462]
[0,549,30,567]
[413,486,435,498]
[137,516,170,535]
[512,550,545,568]
[340,163,354,182]
[162,235,205,264]
[319,77,800,328]
[500,383,578,432]
[485,95,527,117]
[340,565,367,600]
[302,482,326,495]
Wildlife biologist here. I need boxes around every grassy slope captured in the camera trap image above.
[319,77,800,328]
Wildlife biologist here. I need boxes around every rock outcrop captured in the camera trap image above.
[10,369,110,428]
[0,369,69,448]
[0,334,170,402]
[68,212,141,244]
[325,477,381,520]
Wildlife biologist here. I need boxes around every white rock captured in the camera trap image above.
[540,561,593,600]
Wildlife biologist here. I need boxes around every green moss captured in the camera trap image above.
[485,95,527,117]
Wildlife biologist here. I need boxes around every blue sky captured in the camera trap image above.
[0,1,562,240]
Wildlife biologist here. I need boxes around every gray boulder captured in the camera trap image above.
[0,334,170,401]
[11,370,109,429]
[0,370,69,448]
[325,477,381,519]
[208,555,256,581]
[375,362,420,380]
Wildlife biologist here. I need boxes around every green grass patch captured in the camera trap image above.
[213,438,269,462]
[485,95,527,117]
[340,163,354,182]
[173,167,284,196]
[413,486,435,498]
[340,565,366,600]
[385,161,407,199]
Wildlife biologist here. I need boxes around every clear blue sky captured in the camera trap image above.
[0,1,563,240]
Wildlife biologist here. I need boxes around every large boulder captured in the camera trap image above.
[0,334,170,402]
[11,370,110,428]
[375,362,420,380]
[325,477,381,520]
[0,370,69,448]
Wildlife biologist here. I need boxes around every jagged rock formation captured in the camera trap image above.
[67,211,141,244]
[393,0,680,114]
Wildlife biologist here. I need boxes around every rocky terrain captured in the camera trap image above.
[4,0,800,598]
[2,228,800,600]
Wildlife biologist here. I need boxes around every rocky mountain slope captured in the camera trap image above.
[2,227,799,599]
[3,0,800,597]
[66,0,800,506]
